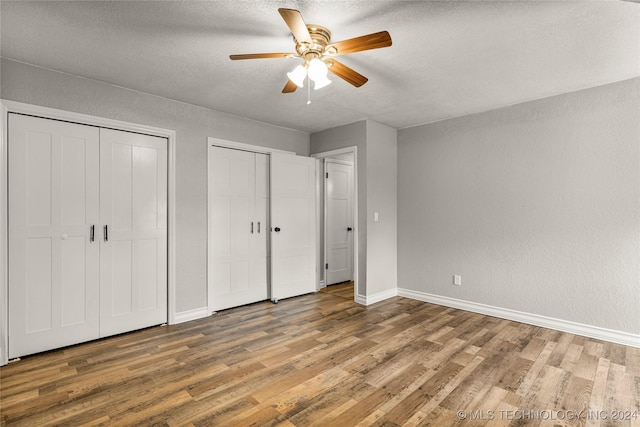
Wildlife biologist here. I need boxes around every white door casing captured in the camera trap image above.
[325,160,354,285]
[208,147,269,311]
[8,114,101,358]
[99,128,168,336]
[270,153,317,302]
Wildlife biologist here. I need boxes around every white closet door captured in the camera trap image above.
[325,160,354,285]
[99,128,167,336]
[208,147,268,311]
[252,153,270,299]
[270,153,316,302]
[8,114,100,358]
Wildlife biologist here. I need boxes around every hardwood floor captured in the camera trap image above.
[319,281,354,300]
[2,290,639,426]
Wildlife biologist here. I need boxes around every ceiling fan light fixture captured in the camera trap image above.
[307,58,328,81]
[287,64,307,87]
[313,75,332,90]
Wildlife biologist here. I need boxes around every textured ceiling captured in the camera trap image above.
[1,1,639,133]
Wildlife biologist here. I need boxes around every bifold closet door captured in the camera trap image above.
[270,153,316,301]
[99,128,168,336]
[253,153,270,301]
[8,114,100,358]
[208,147,269,311]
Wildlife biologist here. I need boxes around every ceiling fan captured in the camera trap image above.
[230,8,392,93]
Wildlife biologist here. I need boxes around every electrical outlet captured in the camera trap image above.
[453,275,462,286]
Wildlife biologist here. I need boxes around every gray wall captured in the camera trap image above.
[310,120,397,298]
[1,58,310,314]
[365,121,398,295]
[398,77,640,334]
[310,121,368,296]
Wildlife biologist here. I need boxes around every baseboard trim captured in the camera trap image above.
[174,307,210,325]
[397,288,640,348]
[356,288,398,306]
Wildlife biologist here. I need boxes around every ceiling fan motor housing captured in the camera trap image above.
[295,25,335,62]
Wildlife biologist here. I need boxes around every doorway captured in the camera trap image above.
[325,159,354,285]
[312,147,358,300]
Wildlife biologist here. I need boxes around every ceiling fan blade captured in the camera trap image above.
[282,79,298,93]
[230,53,295,60]
[327,60,368,87]
[328,31,392,56]
[278,8,313,44]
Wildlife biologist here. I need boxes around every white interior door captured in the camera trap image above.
[99,128,167,336]
[325,160,354,285]
[8,114,100,358]
[208,147,268,311]
[270,153,316,302]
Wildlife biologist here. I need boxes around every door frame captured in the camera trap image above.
[310,147,359,300]
[0,100,177,366]
[206,137,295,314]
[324,158,354,287]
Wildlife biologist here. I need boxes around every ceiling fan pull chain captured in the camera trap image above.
[307,74,311,105]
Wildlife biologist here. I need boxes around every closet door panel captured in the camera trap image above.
[252,153,270,293]
[111,240,133,315]
[208,147,268,311]
[270,153,317,302]
[100,128,167,337]
[229,197,251,259]
[25,238,52,332]
[8,114,100,358]
[138,239,160,310]
[61,236,91,326]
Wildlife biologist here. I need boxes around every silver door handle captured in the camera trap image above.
[104,225,108,242]
[90,225,95,242]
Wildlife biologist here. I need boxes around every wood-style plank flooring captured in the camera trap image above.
[319,281,354,300]
[2,285,639,426]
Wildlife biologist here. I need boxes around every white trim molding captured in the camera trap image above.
[174,307,211,325]
[310,146,357,159]
[0,103,7,365]
[207,137,295,156]
[0,100,178,365]
[356,288,398,306]
[310,146,359,303]
[398,288,640,348]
